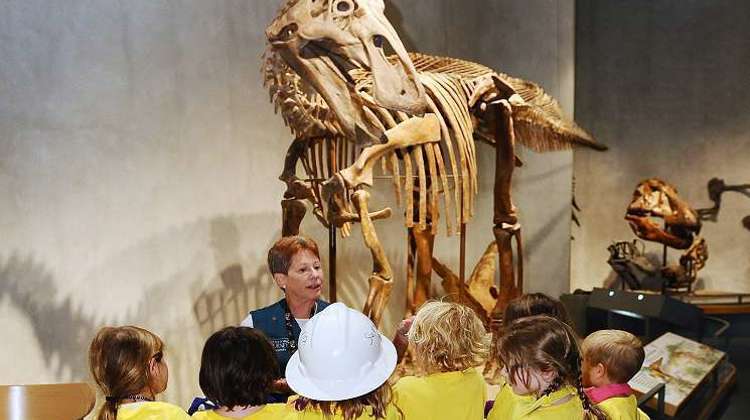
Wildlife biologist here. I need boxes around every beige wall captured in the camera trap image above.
[0,0,577,407]
[572,0,750,292]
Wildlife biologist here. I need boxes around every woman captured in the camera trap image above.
[240,236,329,388]
[89,325,190,420]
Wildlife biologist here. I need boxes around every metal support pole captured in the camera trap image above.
[329,225,337,303]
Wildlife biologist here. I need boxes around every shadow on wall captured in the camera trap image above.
[1,212,285,404]
[0,253,99,380]
[1,208,413,400]
[525,204,570,259]
[192,223,405,335]
[193,264,279,337]
[193,217,282,336]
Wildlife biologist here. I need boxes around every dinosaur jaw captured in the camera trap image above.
[625,178,702,250]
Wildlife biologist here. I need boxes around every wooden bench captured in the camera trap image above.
[0,383,95,420]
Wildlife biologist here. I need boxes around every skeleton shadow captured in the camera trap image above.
[1,212,285,405]
[193,221,407,336]
[192,220,281,337]
[524,204,569,258]
[0,251,190,382]
[0,253,100,381]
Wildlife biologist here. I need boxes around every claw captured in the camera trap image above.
[334,208,392,225]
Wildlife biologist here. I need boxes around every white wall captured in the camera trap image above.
[0,0,578,407]
[572,0,750,292]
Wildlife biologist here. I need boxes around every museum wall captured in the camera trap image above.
[0,0,576,406]
[572,0,750,292]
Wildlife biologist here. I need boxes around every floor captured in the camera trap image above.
[713,337,749,420]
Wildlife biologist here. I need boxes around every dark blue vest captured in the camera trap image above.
[250,298,329,376]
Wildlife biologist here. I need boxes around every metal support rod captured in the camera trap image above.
[459,184,466,302]
[329,224,337,303]
[459,222,467,302]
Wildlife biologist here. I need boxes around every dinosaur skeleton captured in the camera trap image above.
[616,178,709,291]
[263,0,603,326]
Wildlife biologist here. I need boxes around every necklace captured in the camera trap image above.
[281,299,317,352]
[106,394,154,403]
[125,394,154,402]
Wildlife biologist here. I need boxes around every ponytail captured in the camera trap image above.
[499,316,609,420]
[89,326,164,420]
[97,399,118,420]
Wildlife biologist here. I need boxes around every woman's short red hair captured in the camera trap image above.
[267,236,320,275]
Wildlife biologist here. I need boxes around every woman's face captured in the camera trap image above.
[277,250,323,304]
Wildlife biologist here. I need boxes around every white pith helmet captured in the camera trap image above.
[285,302,397,401]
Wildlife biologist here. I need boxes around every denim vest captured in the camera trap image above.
[250,298,329,376]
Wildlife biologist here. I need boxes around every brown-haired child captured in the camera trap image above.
[487,315,606,420]
[193,326,285,419]
[89,326,190,420]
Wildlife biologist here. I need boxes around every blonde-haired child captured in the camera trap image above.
[89,326,190,420]
[392,301,490,420]
[488,315,605,420]
[582,330,650,420]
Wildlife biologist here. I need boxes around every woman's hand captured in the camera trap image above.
[393,316,414,363]
[270,378,292,394]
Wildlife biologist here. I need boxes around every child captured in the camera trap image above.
[488,315,605,420]
[192,326,286,419]
[282,302,399,420]
[489,293,574,418]
[582,330,650,420]
[503,293,572,327]
[392,301,490,420]
[89,325,191,420]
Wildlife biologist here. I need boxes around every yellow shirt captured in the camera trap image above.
[117,401,191,420]
[391,368,486,420]
[488,386,583,420]
[279,403,383,420]
[191,404,287,420]
[598,395,650,420]
[488,383,534,420]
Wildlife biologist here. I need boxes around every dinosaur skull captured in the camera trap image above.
[625,178,701,250]
[267,0,427,144]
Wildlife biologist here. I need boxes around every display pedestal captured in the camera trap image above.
[631,332,736,419]
[649,361,735,420]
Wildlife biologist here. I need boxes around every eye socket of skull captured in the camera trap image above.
[333,0,355,16]
[271,23,298,43]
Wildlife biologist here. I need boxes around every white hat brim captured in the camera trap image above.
[285,334,397,401]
